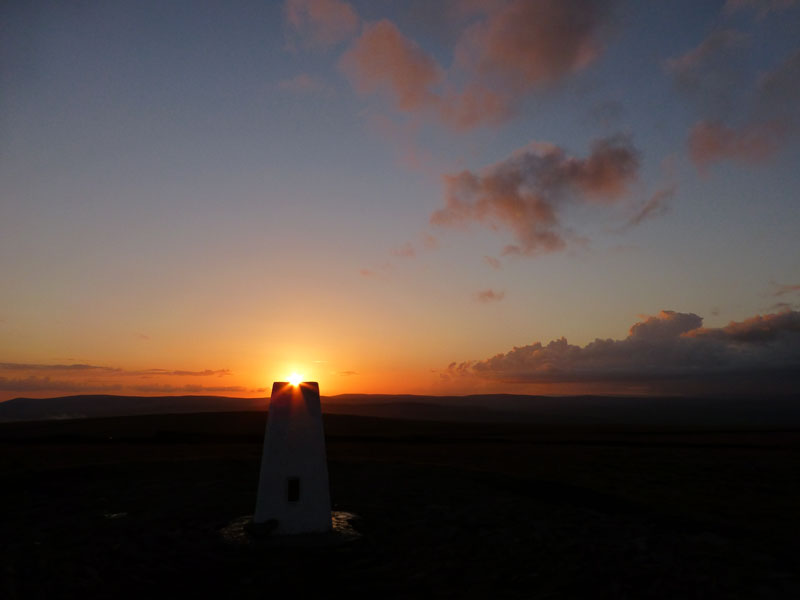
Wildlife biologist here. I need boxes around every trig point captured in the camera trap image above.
[254,381,332,534]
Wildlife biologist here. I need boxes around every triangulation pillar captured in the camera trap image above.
[254,381,332,534]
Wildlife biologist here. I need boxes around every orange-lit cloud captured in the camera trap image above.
[455,0,609,90]
[0,376,249,395]
[440,0,613,128]
[431,135,639,255]
[439,84,512,130]
[0,363,232,378]
[285,0,360,48]
[444,0,613,127]
[0,362,240,399]
[340,20,443,112]
[474,289,505,303]
[312,0,614,130]
[688,120,781,170]
[446,309,800,389]
[685,310,800,343]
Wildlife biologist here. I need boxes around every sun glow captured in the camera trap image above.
[288,373,303,386]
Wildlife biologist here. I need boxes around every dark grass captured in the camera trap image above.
[2,412,799,598]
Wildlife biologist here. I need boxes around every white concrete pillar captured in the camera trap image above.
[254,381,332,534]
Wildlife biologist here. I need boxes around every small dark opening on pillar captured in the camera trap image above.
[287,477,300,502]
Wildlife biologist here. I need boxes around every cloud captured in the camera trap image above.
[420,232,439,250]
[455,0,611,90]
[686,310,800,343]
[724,0,799,16]
[771,302,796,312]
[621,185,674,230]
[0,363,232,379]
[328,0,614,130]
[130,383,249,394]
[447,309,800,390]
[589,99,626,128]
[338,370,357,376]
[0,377,249,395]
[452,0,615,128]
[391,242,416,258]
[340,20,443,112]
[138,369,232,377]
[358,261,394,279]
[439,83,514,130]
[0,362,233,391]
[688,120,781,170]
[668,33,800,169]
[0,362,244,399]
[442,0,614,128]
[0,376,117,393]
[665,30,750,117]
[278,73,329,93]
[430,135,639,255]
[755,48,800,122]
[285,0,360,48]
[773,283,800,297]
[0,362,120,373]
[484,255,502,269]
[474,289,505,303]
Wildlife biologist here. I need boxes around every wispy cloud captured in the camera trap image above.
[0,362,235,399]
[391,242,417,258]
[665,30,750,118]
[0,363,121,373]
[668,29,800,170]
[620,186,674,230]
[724,0,799,17]
[138,369,232,377]
[278,73,330,94]
[285,0,360,49]
[130,383,249,394]
[0,363,231,377]
[358,262,393,279]
[773,282,800,297]
[484,256,502,269]
[0,376,247,395]
[688,120,782,171]
[474,289,505,303]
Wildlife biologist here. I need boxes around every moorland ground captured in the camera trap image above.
[2,411,799,599]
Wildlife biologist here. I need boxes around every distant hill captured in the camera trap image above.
[0,395,265,422]
[1,393,799,428]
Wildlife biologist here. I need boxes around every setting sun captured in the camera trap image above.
[288,373,303,386]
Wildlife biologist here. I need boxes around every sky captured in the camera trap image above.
[1,0,799,401]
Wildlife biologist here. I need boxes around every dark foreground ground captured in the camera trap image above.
[2,412,799,599]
